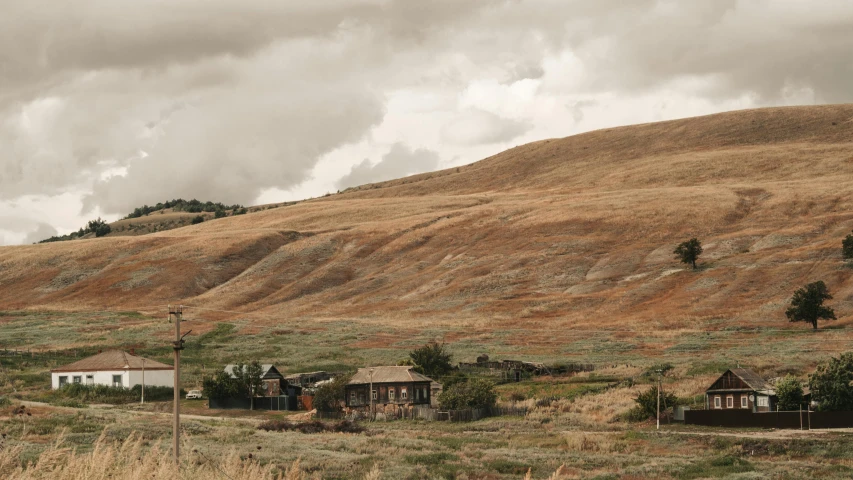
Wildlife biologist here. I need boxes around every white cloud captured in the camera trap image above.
[3,1,853,243]
[337,143,440,190]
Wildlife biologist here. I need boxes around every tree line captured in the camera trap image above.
[123,198,245,219]
[38,218,111,244]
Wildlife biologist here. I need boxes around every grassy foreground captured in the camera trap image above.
[2,310,853,478]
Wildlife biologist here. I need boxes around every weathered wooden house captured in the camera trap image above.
[705,368,776,412]
[345,366,434,410]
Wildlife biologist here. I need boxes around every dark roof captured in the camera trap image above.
[706,368,774,394]
[730,368,772,391]
[348,366,434,385]
[52,350,173,372]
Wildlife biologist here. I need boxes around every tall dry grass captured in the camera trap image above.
[0,431,381,480]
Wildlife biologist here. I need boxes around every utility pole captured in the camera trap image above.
[656,369,662,431]
[369,368,375,421]
[141,357,145,405]
[169,305,186,465]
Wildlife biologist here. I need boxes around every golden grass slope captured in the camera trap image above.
[2,104,853,332]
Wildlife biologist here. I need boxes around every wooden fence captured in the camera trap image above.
[685,409,853,429]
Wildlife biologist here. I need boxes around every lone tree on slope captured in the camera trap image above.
[786,281,836,330]
[842,231,853,260]
[674,238,703,269]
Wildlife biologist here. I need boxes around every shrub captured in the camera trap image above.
[312,375,349,412]
[214,209,226,218]
[633,385,677,420]
[191,215,205,225]
[257,419,364,434]
[438,378,497,410]
[775,375,804,411]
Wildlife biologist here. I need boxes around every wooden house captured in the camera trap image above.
[705,368,776,412]
[345,366,434,410]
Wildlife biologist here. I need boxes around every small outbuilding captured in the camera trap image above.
[51,350,173,389]
[705,368,776,412]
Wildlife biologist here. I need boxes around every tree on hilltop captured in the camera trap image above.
[785,281,836,330]
[674,238,703,269]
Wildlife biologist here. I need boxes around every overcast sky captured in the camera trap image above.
[2,0,852,245]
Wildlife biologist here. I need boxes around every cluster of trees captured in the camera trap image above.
[202,361,265,409]
[38,218,111,243]
[762,354,853,412]
[674,237,844,330]
[401,342,497,410]
[123,199,244,219]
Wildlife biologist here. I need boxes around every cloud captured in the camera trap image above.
[337,143,440,190]
[23,223,58,245]
[441,109,532,146]
[3,0,853,241]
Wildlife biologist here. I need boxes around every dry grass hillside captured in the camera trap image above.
[2,104,853,344]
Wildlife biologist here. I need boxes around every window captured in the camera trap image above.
[401,388,408,400]
[350,391,356,403]
[714,396,721,409]
[86,375,94,385]
[726,396,733,408]
[73,376,82,384]
[58,376,68,387]
[757,396,769,407]
[741,396,748,408]
[389,389,395,401]
[112,375,122,387]
[372,390,377,400]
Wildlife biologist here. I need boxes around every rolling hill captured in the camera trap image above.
[2,104,853,340]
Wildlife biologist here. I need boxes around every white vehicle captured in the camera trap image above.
[186,390,203,399]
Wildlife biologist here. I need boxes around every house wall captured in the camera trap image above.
[127,369,175,388]
[345,382,431,407]
[52,369,173,389]
[706,392,773,412]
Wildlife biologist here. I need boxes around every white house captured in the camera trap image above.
[51,350,173,389]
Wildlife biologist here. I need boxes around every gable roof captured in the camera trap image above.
[348,366,435,385]
[52,350,173,372]
[707,368,773,393]
[730,368,772,391]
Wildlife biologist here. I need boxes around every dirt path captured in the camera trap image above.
[19,400,264,424]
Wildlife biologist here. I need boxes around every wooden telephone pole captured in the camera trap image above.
[169,305,186,464]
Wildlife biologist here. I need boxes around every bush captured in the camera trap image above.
[51,384,183,405]
[257,419,364,434]
[776,375,804,411]
[312,375,349,412]
[214,209,226,219]
[633,385,677,420]
[438,378,497,410]
[191,215,205,225]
